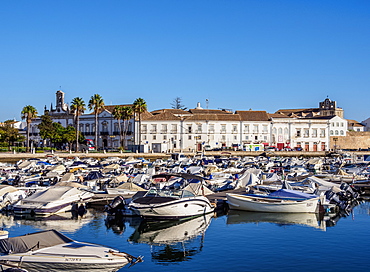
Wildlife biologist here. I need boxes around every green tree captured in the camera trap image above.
[132,98,147,151]
[88,94,104,149]
[122,106,133,149]
[0,120,24,150]
[38,113,55,145]
[63,125,77,151]
[21,105,38,152]
[112,106,124,148]
[70,97,86,152]
[171,97,187,110]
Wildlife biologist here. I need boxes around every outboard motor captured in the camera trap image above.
[340,182,359,199]
[324,190,348,211]
[104,195,127,216]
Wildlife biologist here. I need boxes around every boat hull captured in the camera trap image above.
[130,196,214,220]
[226,193,319,213]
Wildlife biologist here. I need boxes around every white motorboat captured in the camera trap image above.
[0,185,27,210]
[0,229,142,272]
[226,189,322,213]
[12,184,94,216]
[129,173,215,220]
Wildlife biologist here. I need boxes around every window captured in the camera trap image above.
[320,129,326,137]
[244,125,249,133]
[163,135,167,140]
[263,125,268,133]
[161,124,167,133]
[197,124,202,133]
[330,130,333,135]
[209,124,215,133]
[340,130,344,135]
[245,136,249,140]
[188,135,192,140]
[312,129,317,137]
[221,135,226,140]
[296,129,301,137]
[232,125,237,133]
[153,135,156,140]
[187,125,192,133]
[102,122,108,132]
[143,135,147,140]
[304,129,309,137]
[171,124,177,133]
[253,125,258,133]
[151,124,157,133]
[335,130,339,135]
[234,136,237,140]
[142,124,147,133]
[221,124,226,133]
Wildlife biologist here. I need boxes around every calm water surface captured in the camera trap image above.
[2,202,370,272]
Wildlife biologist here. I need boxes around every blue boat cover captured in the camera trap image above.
[269,189,317,199]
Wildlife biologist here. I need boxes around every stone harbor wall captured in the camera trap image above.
[331,131,370,150]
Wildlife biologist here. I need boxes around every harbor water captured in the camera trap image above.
[2,202,370,272]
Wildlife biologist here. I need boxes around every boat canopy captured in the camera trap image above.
[269,189,318,199]
[0,229,73,254]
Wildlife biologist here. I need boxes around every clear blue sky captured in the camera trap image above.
[1,0,369,122]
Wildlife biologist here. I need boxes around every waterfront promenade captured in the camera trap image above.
[1,150,369,162]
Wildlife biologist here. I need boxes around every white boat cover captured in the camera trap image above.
[183,182,214,196]
[0,229,73,254]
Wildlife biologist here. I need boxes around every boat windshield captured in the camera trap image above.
[145,188,191,198]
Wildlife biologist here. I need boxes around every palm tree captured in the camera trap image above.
[122,106,133,149]
[112,106,123,148]
[70,97,86,152]
[21,105,38,152]
[132,98,147,151]
[88,94,105,149]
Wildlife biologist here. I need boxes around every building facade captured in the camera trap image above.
[27,92,348,152]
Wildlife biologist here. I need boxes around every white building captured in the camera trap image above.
[140,101,348,152]
[29,90,136,149]
[27,92,349,152]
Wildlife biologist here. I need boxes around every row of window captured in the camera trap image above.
[296,128,326,138]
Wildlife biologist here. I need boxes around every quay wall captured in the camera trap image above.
[1,150,370,162]
[331,131,370,150]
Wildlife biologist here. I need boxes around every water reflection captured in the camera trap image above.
[227,210,328,231]
[128,214,213,264]
[0,209,98,233]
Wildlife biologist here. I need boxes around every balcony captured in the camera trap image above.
[160,130,168,134]
[170,130,178,134]
[150,130,157,134]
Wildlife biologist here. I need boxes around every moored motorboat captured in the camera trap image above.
[12,184,94,216]
[0,229,142,272]
[129,173,215,220]
[226,189,322,213]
